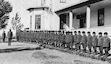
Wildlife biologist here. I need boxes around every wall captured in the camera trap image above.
[30,9,60,31]
[72,14,80,29]
[52,0,88,11]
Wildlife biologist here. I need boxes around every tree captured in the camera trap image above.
[11,13,24,30]
[0,0,12,29]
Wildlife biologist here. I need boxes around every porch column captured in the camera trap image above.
[86,5,91,29]
[69,11,73,29]
[30,15,32,30]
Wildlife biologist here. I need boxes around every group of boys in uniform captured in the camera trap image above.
[17,30,110,56]
[64,31,110,56]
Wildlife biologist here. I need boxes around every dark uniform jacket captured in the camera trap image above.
[2,32,6,39]
[73,34,77,44]
[81,35,87,44]
[98,36,103,46]
[8,31,13,39]
[103,36,110,47]
[77,34,82,43]
[92,35,98,46]
[65,34,73,43]
[87,35,92,46]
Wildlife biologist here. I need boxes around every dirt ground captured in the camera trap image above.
[0,48,109,64]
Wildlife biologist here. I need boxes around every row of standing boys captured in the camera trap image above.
[17,30,110,56]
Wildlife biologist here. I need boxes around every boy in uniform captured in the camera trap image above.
[61,31,65,48]
[73,31,78,50]
[69,31,73,49]
[103,32,110,56]
[77,31,82,51]
[92,32,98,54]
[81,31,87,53]
[65,31,70,49]
[87,32,92,53]
[98,32,103,56]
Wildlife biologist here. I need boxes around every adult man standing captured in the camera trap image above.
[2,31,6,42]
[7,29,13,46]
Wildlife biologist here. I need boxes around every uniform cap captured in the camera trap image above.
[104,32,108,35]
[78,31,81,33]
[82,31,85,33]
[74,31,77,33]
[87,31,90,34]
[99,32,102,34]
[93,32,96,34]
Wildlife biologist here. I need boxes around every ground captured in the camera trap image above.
[0,42,109,64]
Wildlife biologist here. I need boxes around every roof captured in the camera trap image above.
[55,0,103,14]
[27,6,49,12]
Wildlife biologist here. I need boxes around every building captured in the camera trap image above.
[27,0,86,31]
[27,0,111,37]
[55,0,111,36]
[27,0,60,31]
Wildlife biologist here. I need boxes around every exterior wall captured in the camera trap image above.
[50,12,60,30]
[72,14,80,29]
[30,9,60,30]
[52,0,88,11]
[30,10,43,30]
[105,4,111,26]
[90,8,98,28]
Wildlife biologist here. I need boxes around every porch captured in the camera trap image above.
[56,0,111,37]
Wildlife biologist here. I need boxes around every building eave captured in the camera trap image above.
[55,0,103,14]
[27,6,49,12]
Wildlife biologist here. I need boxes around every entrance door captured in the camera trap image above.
[35,15,41,29]
[60,14,66,29]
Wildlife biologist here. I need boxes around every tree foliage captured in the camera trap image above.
[0,0,12,29]
[11,13,24,30]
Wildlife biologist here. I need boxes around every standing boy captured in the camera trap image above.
[103,32,110,56]
[92,32,98,54]
[81,31,87,53]
[98,32,103,56]
[87,32,92,53]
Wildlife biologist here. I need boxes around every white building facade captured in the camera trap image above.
[27,0,87,31]
[55,0,111,37]
[27,0,111,37]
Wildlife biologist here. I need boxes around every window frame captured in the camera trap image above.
[98,8,105,26]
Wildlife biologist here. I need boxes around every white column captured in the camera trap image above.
[69,11,73,30]
[86,6,91,29]
[30,15,32,30]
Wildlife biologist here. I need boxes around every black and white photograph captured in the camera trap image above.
[0,0,110,64]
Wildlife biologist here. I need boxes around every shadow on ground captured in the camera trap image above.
[32,51,61,60]
[0,47,42,53]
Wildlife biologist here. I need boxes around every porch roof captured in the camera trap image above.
[55,0,103,14]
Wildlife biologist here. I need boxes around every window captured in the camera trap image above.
[60,0,66,3]
[41,0,46,6]
[35,15,41,29]
[98,8,104,26]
